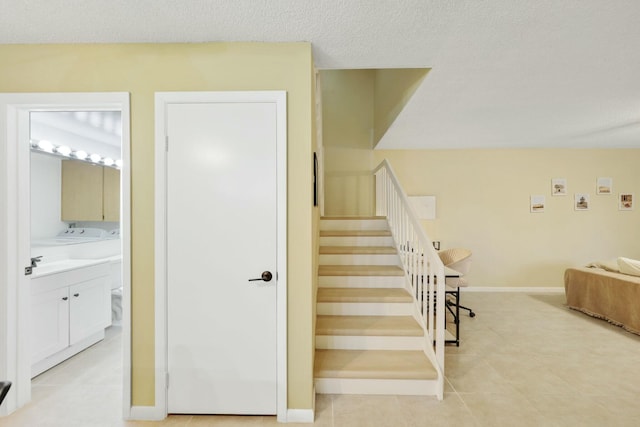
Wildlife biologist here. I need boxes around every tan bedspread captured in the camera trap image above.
[564,267,640,335]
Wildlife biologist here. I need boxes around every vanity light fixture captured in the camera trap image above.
[30,139,120,169]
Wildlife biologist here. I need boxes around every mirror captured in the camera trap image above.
[29,111,122,244]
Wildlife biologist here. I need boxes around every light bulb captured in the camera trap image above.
[73,150,88,160]
[55,145,72,156]
[89,153,101,163]
[37,140,54,153]
[115,159,123,168]
[102,157,114,166]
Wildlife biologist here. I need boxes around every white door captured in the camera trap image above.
[166,98,280,415]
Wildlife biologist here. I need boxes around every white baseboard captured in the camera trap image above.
[463,286,564,293]
[286,409,315,423]
[128,405,165,421]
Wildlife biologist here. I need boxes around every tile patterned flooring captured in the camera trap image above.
[2,292,640,426]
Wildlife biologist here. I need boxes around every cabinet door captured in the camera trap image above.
[31,287,70,364]
[69,277,110,345]
[103,167,120,222]
[61,159,104,221]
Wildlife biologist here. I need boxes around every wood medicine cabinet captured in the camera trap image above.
[61,159,120,222]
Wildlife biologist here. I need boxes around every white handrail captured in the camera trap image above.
[373,159,445,399]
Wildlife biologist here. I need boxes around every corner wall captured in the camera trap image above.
[374,149,640,287]
[321,70,375,216]
[0,43,315,410]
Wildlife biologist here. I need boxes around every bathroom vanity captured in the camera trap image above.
[30,259,111,377]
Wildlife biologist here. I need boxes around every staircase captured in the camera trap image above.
[314,216,441,396]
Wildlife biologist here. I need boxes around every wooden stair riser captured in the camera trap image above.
[319,253,400,266]
[315,335,424,351]
[320,218,389,231]
[315,378,438,396]
[317,302,414,316]
[319,236,395,247]
[318,276,405,288]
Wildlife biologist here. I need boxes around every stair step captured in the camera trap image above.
[316,315,422,336]
[320,217,389,231]
[317,288,412,303]
[320,255,400,266]
[320,237,395,247]
[321,216,387,220]
[317,288,414,315]
[320,246,396,255]
[318,276,405,288]
[320,230,392,237]
[314,349,437,380]
[319,265,404,277]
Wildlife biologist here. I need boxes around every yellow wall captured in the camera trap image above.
[374,149,640,287]
[373,68,429,145]
[311,71,320,385]
[321,70,375,216]
[0,43,315,409]
[321,68,428,216]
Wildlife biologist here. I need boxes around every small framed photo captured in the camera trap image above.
[597,177,612,195]
[575,193,590,211]
[551,178,567,196]
[530,195,545,213]
[619,193,634,211]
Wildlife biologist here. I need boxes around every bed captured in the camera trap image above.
[564,261,640,335]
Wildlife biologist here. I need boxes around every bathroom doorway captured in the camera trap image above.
[0,93,131,418]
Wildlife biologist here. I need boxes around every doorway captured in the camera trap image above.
[0,93,131,417]
[154,91,288,419]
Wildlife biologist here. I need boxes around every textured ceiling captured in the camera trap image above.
[2,0,639,149]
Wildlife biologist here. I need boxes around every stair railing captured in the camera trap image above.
[373,159,445,399]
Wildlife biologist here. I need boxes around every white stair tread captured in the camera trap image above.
[321,216,387,220]
[320,230,392,237]
[319,265,404,276]
[316,315,422,336]
[317,288,412,303]
[320,246,397,255]
[314,349,437,380]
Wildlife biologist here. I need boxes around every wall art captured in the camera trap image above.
[551,178,567,196]
[575,193,590,211]
[530,195,545,213]
[597,177,612,195]
[619,193,634,211]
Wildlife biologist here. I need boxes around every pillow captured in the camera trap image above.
[586,259,620,272]
[617,257,640,277]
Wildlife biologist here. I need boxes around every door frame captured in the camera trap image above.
[0,92,132,417]
[154,91,288,421]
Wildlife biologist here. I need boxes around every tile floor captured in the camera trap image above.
[2,292,640,426]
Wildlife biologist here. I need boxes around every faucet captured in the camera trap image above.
[31,256,43,268]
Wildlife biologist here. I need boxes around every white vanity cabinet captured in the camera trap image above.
[31,287,70,364]
[31,261,111,377]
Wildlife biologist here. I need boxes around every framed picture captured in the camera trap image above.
[551,178,567,196]
[530,195,545,213]
[619,193,634,211]
[575,193,590,211]
[597,177,612,195]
